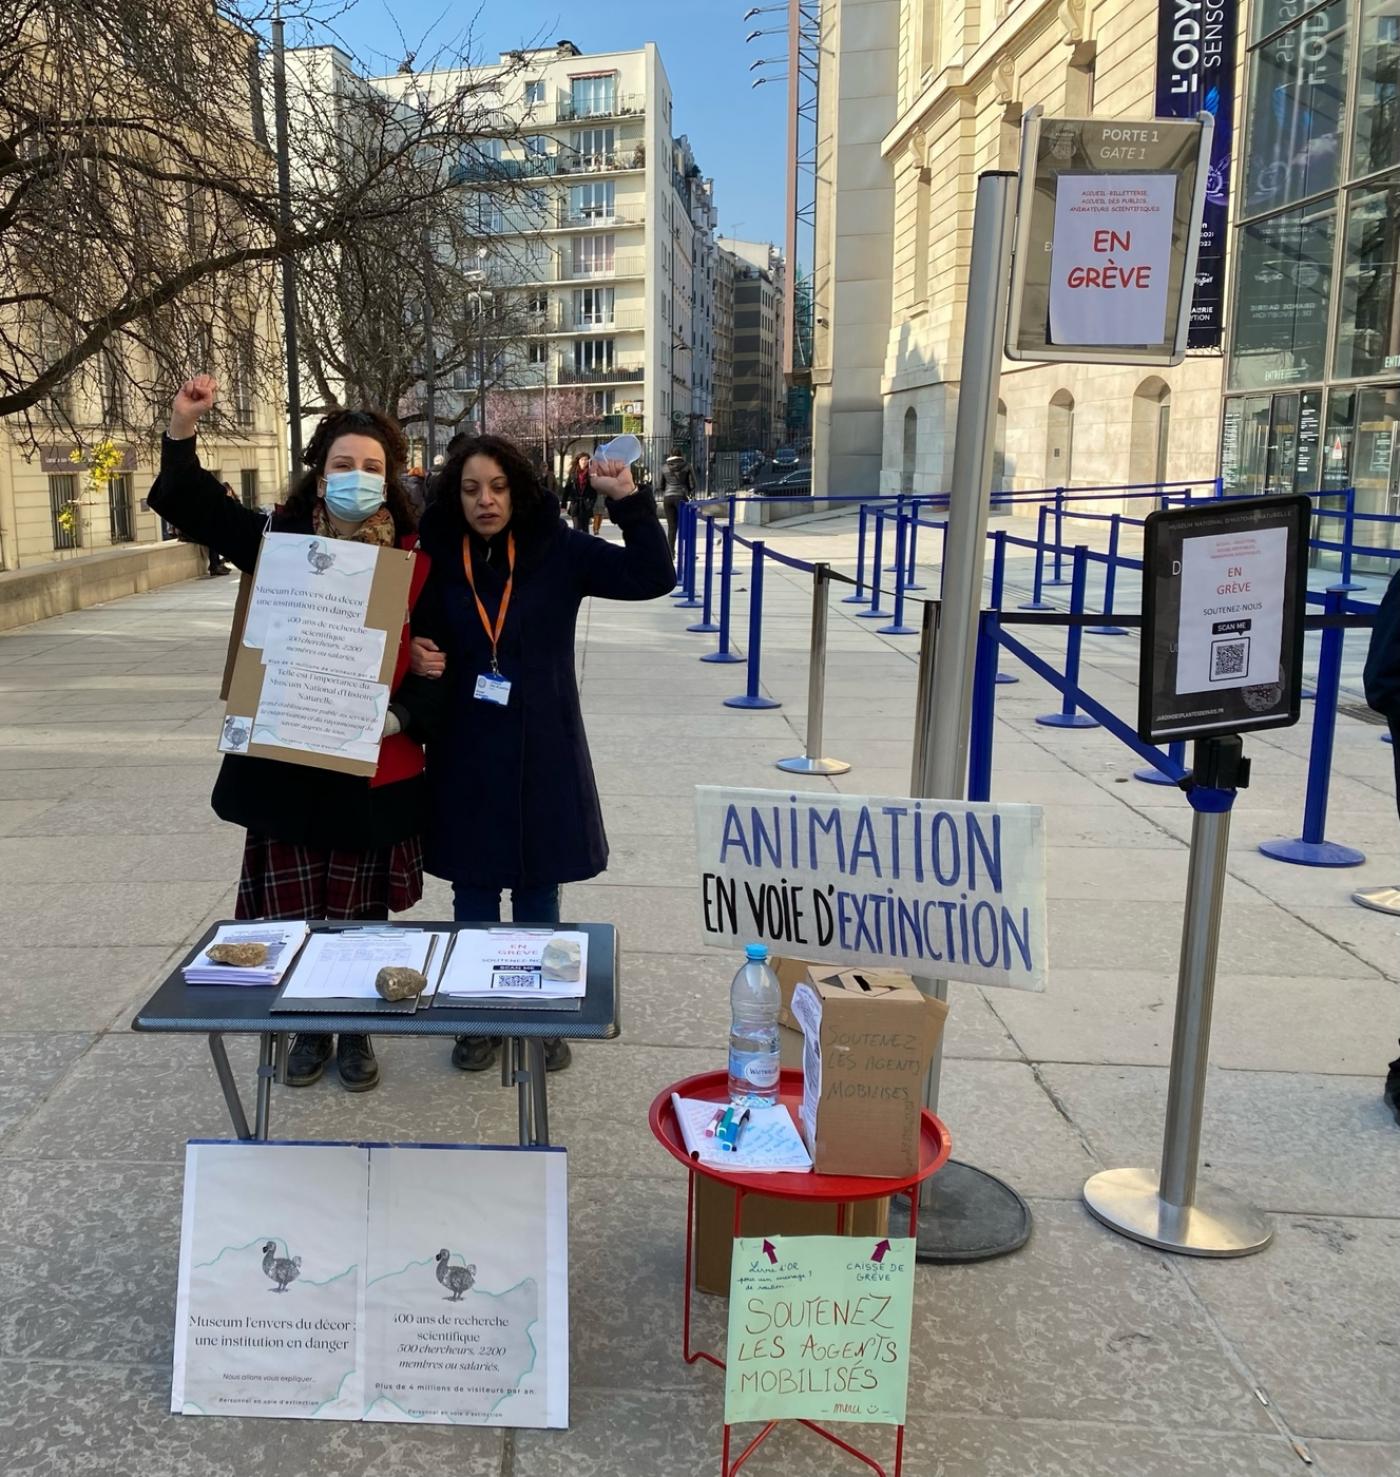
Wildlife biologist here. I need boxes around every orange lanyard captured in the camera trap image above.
[461,532,515,674]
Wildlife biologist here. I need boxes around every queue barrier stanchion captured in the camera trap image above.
[672,497,689,594]
[777,562,851,775]
[1019,504,1055,610]
[1136,739,1187,786]
[686,514,720,634]
[904,499,926,591]
[700,524,743,666]
[1259,589,1365,866]
[1035,546,1100,730]
[967,610,1000,801]
[1328,488,1365,594]
[725,540,781,710]
[1087,514,1129,636]
[860,510,889,619]
[1084,734,1274,1257]
[844,504,871,604]
[886,494,904,571]
[675,503,703,608]
[988,530,1019,685]
[1045,487,1070,586]
[879,514,918,636]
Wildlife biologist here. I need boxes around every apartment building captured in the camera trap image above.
[360,40,720,453]
[720,238,789,450]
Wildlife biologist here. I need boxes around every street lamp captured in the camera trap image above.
[475,245,488,433]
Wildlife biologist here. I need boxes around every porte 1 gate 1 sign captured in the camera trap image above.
[1138,494,1311,743]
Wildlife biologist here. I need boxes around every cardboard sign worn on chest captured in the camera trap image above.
[220,534,415,777]
[790,968,947,1179]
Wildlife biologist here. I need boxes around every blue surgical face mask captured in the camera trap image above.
[323,469,386,522]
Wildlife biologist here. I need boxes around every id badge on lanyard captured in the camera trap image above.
[463,532,515,707]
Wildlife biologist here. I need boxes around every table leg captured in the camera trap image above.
[253,1033,275,1141]
[207,1034,252,1140]
[511,1040,531,1148]
[527,1038,550,1146]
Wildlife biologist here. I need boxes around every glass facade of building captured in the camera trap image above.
[1223,0,1400,553]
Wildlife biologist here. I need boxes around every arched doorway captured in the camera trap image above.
[1046,391,1074,486]
[1130,377,1172,486]
[901,407,917,493]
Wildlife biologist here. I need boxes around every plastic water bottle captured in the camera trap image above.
[727,943,781,1108]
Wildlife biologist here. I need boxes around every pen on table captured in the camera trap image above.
[703,1107,726,1138]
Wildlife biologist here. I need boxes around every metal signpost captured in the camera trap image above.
[902,110,1213,1263]
[1083,494,1309,1256]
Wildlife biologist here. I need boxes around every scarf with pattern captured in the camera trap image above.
[311,499,398,547]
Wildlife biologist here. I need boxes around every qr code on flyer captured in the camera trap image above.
[1210,636,1251,682]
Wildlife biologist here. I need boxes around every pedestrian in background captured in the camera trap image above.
[659,448,695,556]
[407,434,674,1074]
[149,374,447,1095]
[565,452,596,534]
[1361,583,1400,1126]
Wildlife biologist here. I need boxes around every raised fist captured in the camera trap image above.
[168,374,217,440]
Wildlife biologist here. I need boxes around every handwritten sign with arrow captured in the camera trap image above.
[724,1234,916,1427]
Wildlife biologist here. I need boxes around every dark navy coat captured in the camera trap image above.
[414,486,674,886]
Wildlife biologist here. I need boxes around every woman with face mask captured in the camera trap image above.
[148,374,447,1094]
[408,435,674,1074]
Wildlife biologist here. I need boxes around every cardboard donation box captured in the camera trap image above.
[772,955,811,1071]
[791,968,947,1179]
[693,1176,889,1296]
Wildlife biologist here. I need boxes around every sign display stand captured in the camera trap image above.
[1083,736,1272,1256]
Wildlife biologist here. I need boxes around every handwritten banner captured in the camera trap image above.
[696,787,1047,991]
[725,1235,916,1426]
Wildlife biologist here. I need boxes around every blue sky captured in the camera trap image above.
[322,0,789,245]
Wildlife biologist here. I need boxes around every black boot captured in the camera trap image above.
[451,1035,501,1072]
[1385,1047,1400,1126]
[337,1034,380,1093]
[286,1033,333,1086]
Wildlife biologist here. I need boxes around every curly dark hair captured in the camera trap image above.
[431,434,557,542]
[282,408,417,535]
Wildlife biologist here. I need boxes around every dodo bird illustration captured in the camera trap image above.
[435,1249,476,1302]
[261,1240,301,1293]
[306,539,336,574]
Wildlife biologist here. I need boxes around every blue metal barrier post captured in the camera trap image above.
[1327,487,1365,594]
[1036,546,1100,729]
[988,530,1019,685]
[725,541,781,709]
[675,503,702,608]
[700,525,743,665]
[967,611,1000,800]
[1259,591,1365,866]
[1019,504,1055,610]
[904,499,926,591]
[687,514,720,633]
[1087,514,1129,636]
[879,515,918,635]
[886,494,904,571]
[845,504,871,604]
[1044,487,1070,586]
[860,509,889,619]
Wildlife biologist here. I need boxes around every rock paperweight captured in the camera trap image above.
[541,936,582,983]
[375,966,428,1001]
[207,942,270,968]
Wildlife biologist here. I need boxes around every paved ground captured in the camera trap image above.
[1,508,1397,1477]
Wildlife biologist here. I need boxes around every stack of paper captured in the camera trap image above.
[436,929,589,1004]
[670,1095,813,1174]
[276,928,452,1002]
[183,923,310,986]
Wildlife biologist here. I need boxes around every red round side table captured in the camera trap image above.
[648,1068,952,1477]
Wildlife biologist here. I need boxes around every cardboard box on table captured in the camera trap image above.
[691,956,934,1296]
[791,965,948,1180]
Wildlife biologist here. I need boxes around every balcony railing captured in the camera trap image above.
[557,364,646,386]
[550,307,645,333]
[555,201,645,230]
[557,92,646,122]
[555,148,645,176]
[551,253,647,282]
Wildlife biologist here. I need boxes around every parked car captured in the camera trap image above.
[770,468,812,496]
[772,446,800,470]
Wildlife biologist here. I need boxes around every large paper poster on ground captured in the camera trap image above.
[695,787,1047,991]
[172,1142,568,1427]
[725,1235,917,1426]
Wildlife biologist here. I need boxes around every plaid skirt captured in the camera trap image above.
[235,833,425,922]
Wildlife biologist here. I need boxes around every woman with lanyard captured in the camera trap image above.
[409,434,674,1073]
[149,375,445,1094]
